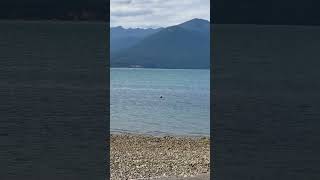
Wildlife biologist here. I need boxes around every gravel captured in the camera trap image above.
[110,134,210,180]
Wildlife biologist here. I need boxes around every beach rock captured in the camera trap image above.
[110,134,210,180]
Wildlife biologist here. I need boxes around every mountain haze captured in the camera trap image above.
[111,19,210,69]
[110,26,162,52]
[178,18,210,34]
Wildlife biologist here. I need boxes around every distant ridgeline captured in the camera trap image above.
[111,19,210,69]
[0,0,107,21]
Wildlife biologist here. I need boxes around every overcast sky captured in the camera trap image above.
[111,0,210,28]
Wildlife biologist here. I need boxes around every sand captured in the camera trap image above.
[110,134,210,180]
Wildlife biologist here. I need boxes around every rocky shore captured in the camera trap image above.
[111,134,210,180]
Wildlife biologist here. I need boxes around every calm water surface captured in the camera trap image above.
[111,68,210,136]
[0,21,107,179]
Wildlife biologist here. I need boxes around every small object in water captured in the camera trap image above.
[160,96,163,98]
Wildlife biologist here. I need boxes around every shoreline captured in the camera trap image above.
[110,131,210,138]
[111,133,210,180]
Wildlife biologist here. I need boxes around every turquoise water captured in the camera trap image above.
[110,68,210,136]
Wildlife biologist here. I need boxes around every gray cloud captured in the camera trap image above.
[112,0,132,4]
[111,0,210,28]
[112,9,153,17]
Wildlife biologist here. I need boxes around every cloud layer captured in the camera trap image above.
[111,0,210,28]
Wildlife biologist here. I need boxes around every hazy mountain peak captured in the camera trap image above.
[178,18,210,33]
[110,26,163,52]
[113,26,124,30]
[179,18,209,26]
[187,18,209,23]
[111,18,209,69]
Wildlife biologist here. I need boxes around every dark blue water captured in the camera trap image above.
[213,24,320,180]
[0,21,108,180]
[111,68,210,136]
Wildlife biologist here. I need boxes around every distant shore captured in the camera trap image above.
[111,134,210,180]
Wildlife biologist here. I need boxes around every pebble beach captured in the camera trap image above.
[110,134,210,180]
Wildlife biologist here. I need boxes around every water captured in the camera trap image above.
[0,21,107,179]
[111,68,210,136]
[213,24,320,179]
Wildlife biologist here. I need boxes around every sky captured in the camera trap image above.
[110,0,210,28]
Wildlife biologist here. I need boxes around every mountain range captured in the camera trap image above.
[110,18,210,69]
[111,26,163,53]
